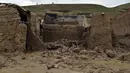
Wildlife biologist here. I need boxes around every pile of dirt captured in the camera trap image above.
[43,39,109,60]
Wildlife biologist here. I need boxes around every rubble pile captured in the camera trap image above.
[44,39,79,53]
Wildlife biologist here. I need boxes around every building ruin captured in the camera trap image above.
[0,3,45,52]
[42,12,90,42]
[1,3,130,52]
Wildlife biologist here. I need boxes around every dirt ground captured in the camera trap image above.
[0,39,130,73]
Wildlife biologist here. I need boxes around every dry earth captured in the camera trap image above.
[0,39,130,73]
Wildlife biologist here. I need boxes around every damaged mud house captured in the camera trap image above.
[42,11,90,42]
[0,3,130,53]
[1,2,130,73]
[0,3,44,52]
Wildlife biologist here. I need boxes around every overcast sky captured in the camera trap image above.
[0,0,130,7]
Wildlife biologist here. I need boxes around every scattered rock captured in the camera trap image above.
[72,47,80,54]
[106,50,116,58]
[46,43,61,50]
[0,62,5,69]
[21,57,26,60]
[47,64,59,70]
[118,53,130,62]
[94,46,104,53]
[54,64,59,68]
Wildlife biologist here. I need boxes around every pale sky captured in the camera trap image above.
[0,0,130,7]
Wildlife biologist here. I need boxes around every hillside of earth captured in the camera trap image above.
[23,3,130,17]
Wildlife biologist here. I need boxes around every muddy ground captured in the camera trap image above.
[0,39,130,73]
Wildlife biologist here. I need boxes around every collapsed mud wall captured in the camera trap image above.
[0,5,27,52]
[43,13,88,42]
[0,3,45,52]
[112,10,130,48]
[87,14,112,49]
[42,24,85,42]
[26,12,45,51]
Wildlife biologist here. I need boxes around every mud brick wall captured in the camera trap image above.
[112,10,130,47]
[42,24,85,42]
[0,6,27,52]
[87,14,112,49]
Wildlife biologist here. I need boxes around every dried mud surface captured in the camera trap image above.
[0,39,130,73]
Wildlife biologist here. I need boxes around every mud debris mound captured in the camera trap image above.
[42,39,110,61]
[45,39,78,50]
